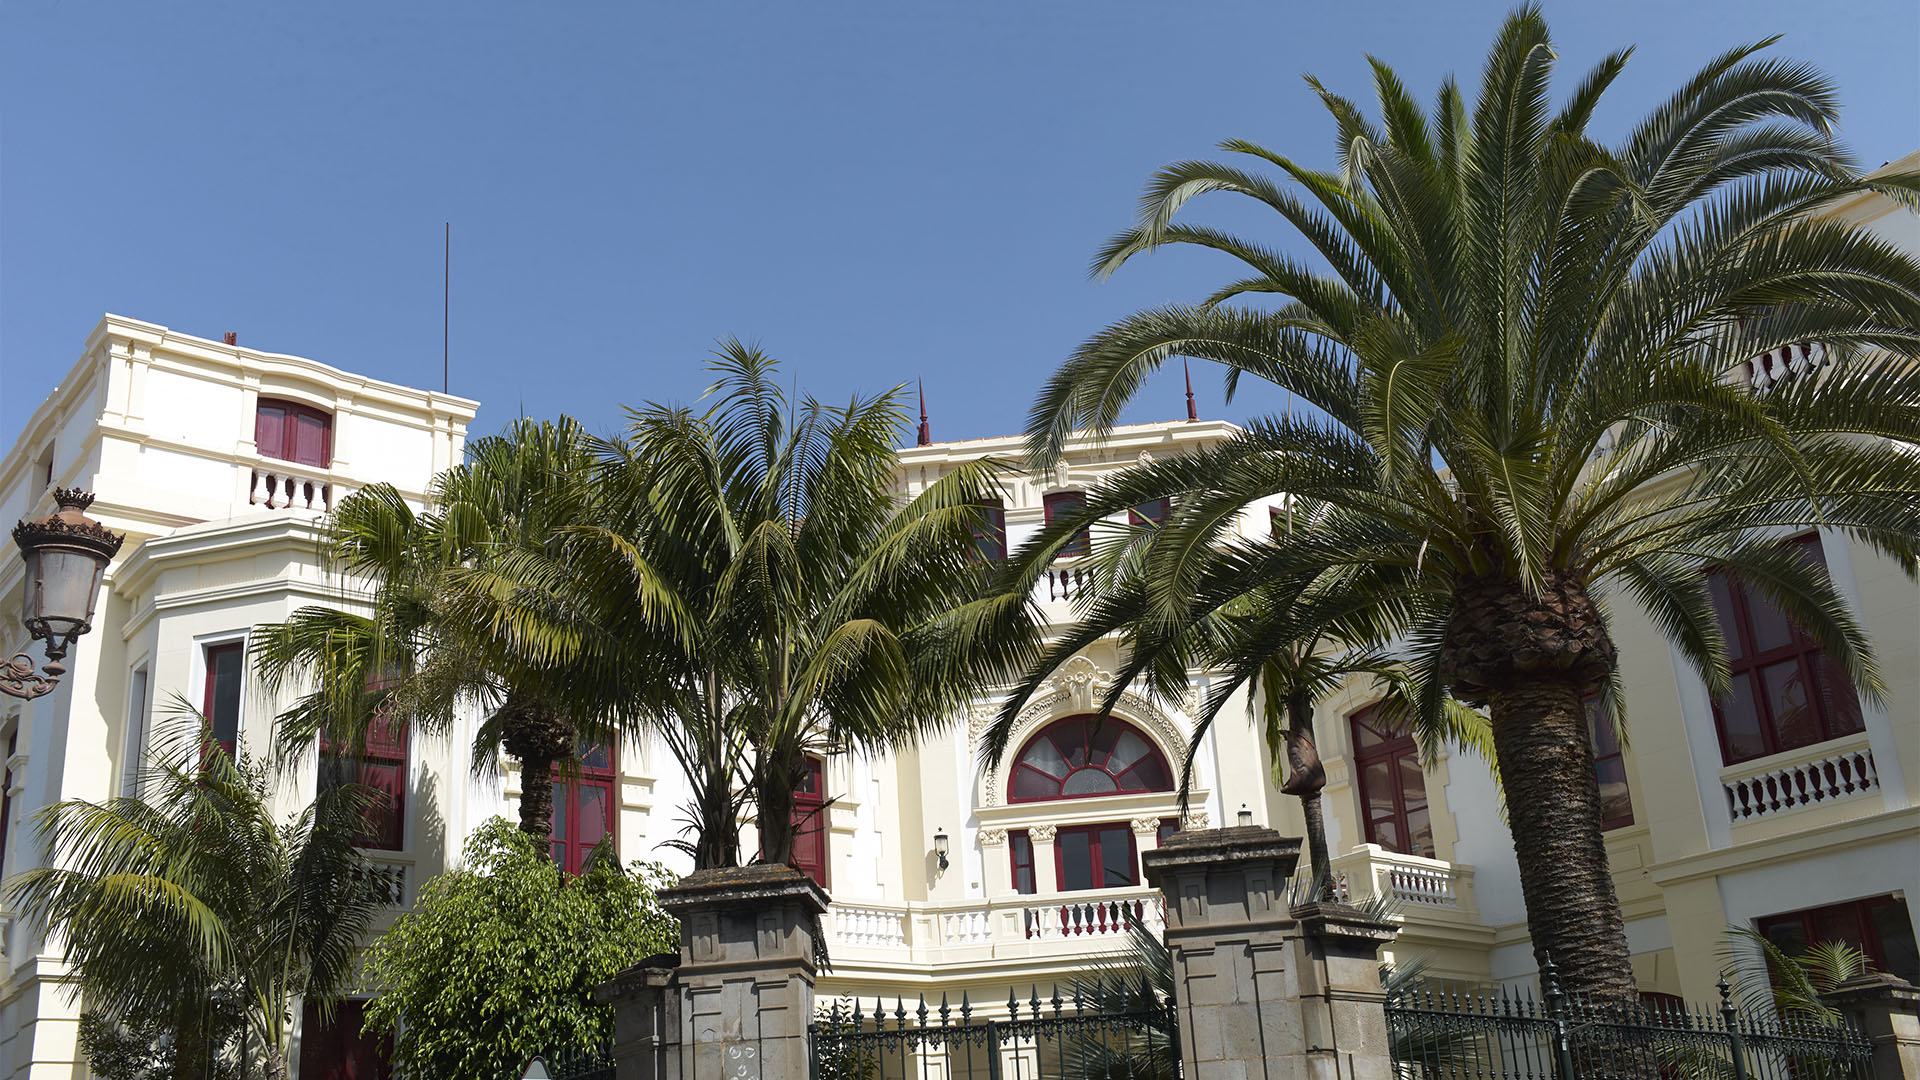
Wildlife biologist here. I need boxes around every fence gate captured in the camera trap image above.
[809,980,1178,1080]
[1385,964,1877,1079]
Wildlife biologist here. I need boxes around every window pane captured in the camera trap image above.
[1405,809,1432,857]
[581,743,612,773]
[1869,901,1920,984]
[1062,769,1119,796]
[1118,756,1170,792]
[1020,737,1069,778]
[1762,660,1817,751]
[1012,767,1061,801]
[1156,821,1178,846]
[255,404,286,460]
[206,646,244,750]
[1011,833,1036,895]
[1813,653,1865,737]
[1363,761,1396,816]
[1108,731,1150,771]
[1761,916,1809,958]
[1097,826,1134,888]
[1088,723,1120,763]
[1596,759,1632,827]
[1718,675,1767,762]
[1745,588,1796,653]
[1707,574,1743,661]
[1058,831,1094,892]
[292,411,329,466]
[1398,756,1429,812]
[362,761,404,850]
[1368,818,1404,852]
[1352,712,1389,749]
[1811,906,1869,954]
[577,783,609,853]
[1045,492,1089,558]
[972,502,1007,562]
[550,785,569,865]
[1055,726,1089,769]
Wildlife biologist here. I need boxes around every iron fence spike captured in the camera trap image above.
[939,991,950,1026]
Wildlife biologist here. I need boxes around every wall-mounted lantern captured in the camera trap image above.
[1237,804,1254,828]
[933,827,950,872]
[3,489,124,700]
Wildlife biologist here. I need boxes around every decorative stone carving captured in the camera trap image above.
[1029,824,1057,842]
[978,653,1192,808]
[1053,461,1071,489]
[1182,810,1210,830]
[1131,816,1163,835]
[978,827,1007,846]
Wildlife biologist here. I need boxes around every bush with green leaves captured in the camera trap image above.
[361,817,678,1079]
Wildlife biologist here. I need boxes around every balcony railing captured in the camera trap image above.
[824,886,1165,967]
[249,463,349,513]
[1723,740,1878,824]
[1329,845,1477,918]
[1741,341,1829,392]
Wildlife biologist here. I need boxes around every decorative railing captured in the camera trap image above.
[248,464,347,512]
[1330,845,1475,914]
[1045,566,1089,603]
[1723,742,1878,824]
[364,859,410,907]
[825,886,1164,962]
[1742,341,1830,392]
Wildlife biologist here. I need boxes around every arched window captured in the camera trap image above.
[1009,716,1173,803]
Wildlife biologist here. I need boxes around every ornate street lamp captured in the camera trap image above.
[3,489,124,700]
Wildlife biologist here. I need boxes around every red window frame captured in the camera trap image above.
[1043,491,1090,559]
[1707,536,1863,765]
[318,704,408,852]
[1757,895,1919,985]
[550,744,618,876]
[255,397,333,467]
[1007,716,1174,803]
[1349,704,1433,857]
[1129,498,1170,530]
[297,998,391,1080]
[789,755,829,887]
[203,642,246,759]
[1155,817,1179,847]
[1009,829,1037,895]
[1053,822,1139,891]
[1,732,15,877]
[1588,696,1633,830]
[970,500,1008,563]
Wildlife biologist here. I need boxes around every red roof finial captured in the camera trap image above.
[917,379,933,446]
[1184,359,1199,421]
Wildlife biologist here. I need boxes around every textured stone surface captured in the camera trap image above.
[1825,972,1920,1079]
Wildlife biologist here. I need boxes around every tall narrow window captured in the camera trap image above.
[1009,830,1037,895]
[970,500,1008,563]
[1,732,15,878]
[1587,696,1633,830]
[122,666,150,798]
[202,642,246,758]
[789,756,829,887]
[318,704,408,851]
[1707,536,1863,765]
[1043,491,1090,559]
[255,398,333,467]
[1350,704,1433,857]
[550,744,617,876]
[1129,498,1170,530]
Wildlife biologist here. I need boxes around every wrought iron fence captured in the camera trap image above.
[809,980,1178,1080]
[497,1042,615,1080]
[1386,962,1876,1079]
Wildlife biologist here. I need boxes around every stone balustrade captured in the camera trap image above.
[824,885,1165,965]
[1045,565,1090,604]
[248,463,348,512]
[1742,341,1829,392]
[1329,844,1476,916]
[1723,741,1879,823]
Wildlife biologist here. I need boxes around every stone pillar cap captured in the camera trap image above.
[1140,826,1302,885]
[658,863,831,918]
[1290,900,1399,945]
[1824,971,1920,1006]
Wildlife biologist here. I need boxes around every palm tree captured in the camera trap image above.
[5,702,387,1080]
[585,343,1038,869]
[254,417,624,839]
[1005,8,1920,999]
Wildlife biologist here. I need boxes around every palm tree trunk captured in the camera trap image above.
[1487,675,1637,1002]
[518,754,559,839]
[263,1045,291,1080]
[756,760,797,868]
[498,692,574,840]
[1279,690,1332,896]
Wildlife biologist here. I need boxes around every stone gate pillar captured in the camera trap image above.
[601,865,829,1080]
[1142,826,1398,1080]
[1824,972,1920,1079]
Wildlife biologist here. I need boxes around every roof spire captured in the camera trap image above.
[1184,359,1199,421]
[917,379,933,446]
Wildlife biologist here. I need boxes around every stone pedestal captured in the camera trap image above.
[1142,826,1398,1080]
[1824,971,1920,1078]
[600,865,829,1080]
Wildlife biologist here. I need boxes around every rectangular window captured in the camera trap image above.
[255,398,333,467]
[1707,536,1863,765]
[296,998,392,1080]
[317,706,408,852]
[202,642,246,758]
[1757,895,1918,985]
[1010,830,1037,895]
[1156,817,1179,847]
[122,666,150,798]
[550,743,617,876]
[1,731,15,879]
[1129,498,1170,530]
[1588,696,1633,830]
[970,500,1008,563]
[1043,491,1090,559]
[1350,705,1433,858]
[789,756,829,888]
[1054,823,1137,891]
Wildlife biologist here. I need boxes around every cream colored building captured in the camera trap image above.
[1,162,1915,1075]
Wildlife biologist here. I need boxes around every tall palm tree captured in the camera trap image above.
[585,344,1038,869]
[1004,8,1920,999]
[5,703,387,1080]
[254,417,623,839]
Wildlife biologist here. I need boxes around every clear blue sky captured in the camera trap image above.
[4,1,1916,452]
